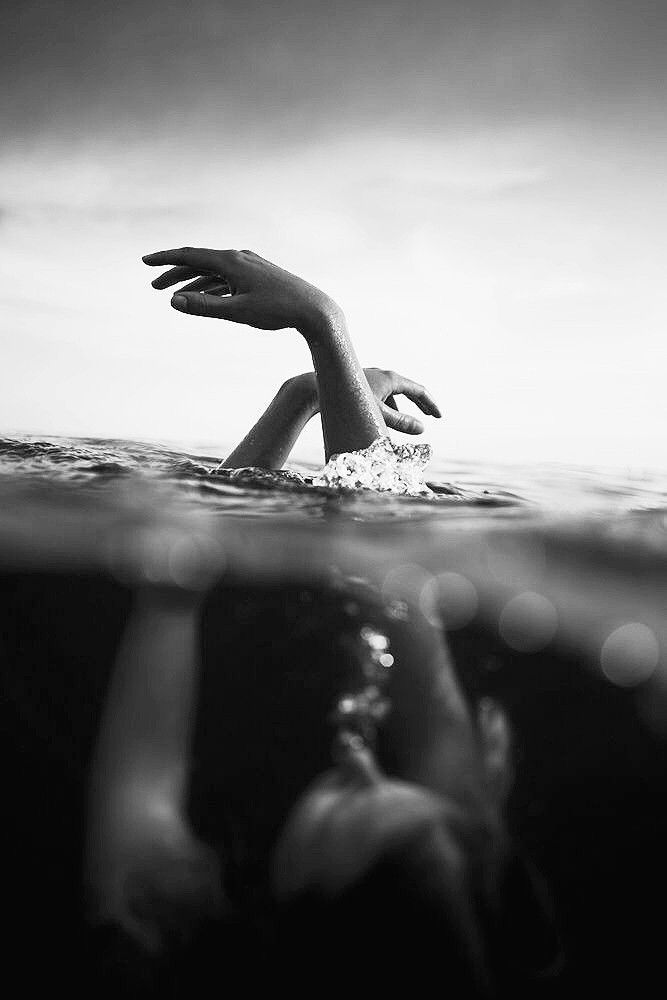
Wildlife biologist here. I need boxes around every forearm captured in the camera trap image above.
[86,586,222,949]
[89,589,201,817]
[220,379,318,469]
[142,245,389,461]
[302,308,387,461]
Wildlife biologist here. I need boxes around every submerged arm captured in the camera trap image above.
[86,584,222,953]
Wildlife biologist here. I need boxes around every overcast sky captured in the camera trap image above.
[1,0,665,468]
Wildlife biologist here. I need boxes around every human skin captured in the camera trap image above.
[85,250,448,951]
[143,248,409,459]
[221,368,441,470]
[271,612,511,902]
[272,744,460,899]
[85,575,510,954]
[85,586,223,953]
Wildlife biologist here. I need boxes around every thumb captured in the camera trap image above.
[171,292,243,320]
[380,402,424,435]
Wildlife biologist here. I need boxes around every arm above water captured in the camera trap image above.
[142,248,386,460]
[304,306,386,460]
[220,376,317,470]
[220,368,442,470]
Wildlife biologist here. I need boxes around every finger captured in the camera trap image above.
[171,291,244,320]
[151,266,203,290]
[143,247,233,274]
[179,276,231,294]
[379,402,424,435]
[385,394,398,411]
[393,378,442,418]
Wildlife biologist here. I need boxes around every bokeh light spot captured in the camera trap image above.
[420,572,478,630]
[600,623,659,687]
[167,535,202,588]
[498,591,558,653]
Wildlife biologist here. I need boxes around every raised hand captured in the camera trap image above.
[219,367,440,470]
[287,368,442,436]
[361,368,441,435]
[143,247,340,332]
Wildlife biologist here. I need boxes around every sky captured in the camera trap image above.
[1,0,665,469]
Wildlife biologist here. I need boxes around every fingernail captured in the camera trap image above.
[171,294,187,312]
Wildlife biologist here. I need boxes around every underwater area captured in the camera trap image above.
[2,434,666,995]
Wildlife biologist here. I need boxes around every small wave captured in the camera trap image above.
[211,466,311,492]
[2,434,665,525]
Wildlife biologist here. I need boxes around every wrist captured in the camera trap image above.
[297,297,347,345]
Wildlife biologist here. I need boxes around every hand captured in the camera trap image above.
[86,805,223,954]
[143,246,340,333]
[287,367,442,435]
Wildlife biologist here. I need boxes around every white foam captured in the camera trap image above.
[312,436,432,496]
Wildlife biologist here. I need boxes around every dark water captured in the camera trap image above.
[2,434,666,994]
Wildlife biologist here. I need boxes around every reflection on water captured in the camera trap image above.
[1,433,666,995]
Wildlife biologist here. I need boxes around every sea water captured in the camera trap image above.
[1,433,666,992]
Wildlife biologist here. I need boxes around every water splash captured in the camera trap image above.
[313,436,433,496]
